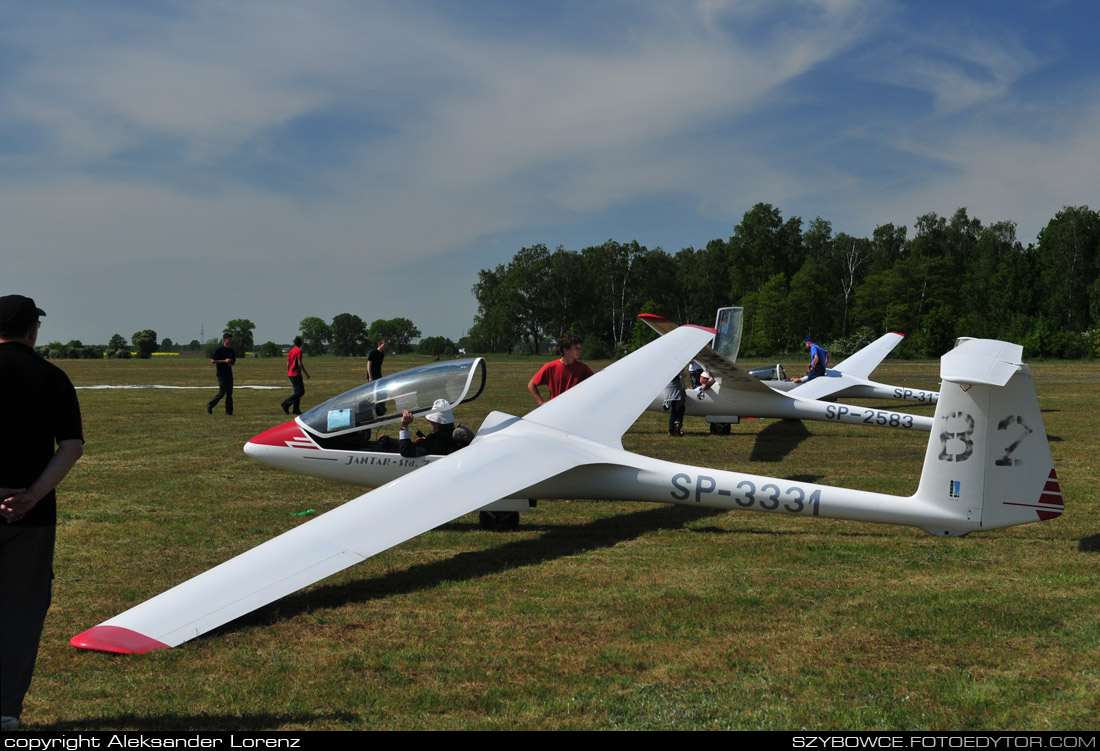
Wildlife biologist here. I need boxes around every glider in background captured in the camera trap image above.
[643,309,937,434]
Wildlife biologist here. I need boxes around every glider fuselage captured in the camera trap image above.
[244,402,1055,539]
[649,384,933,430]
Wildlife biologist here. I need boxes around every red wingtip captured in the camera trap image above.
[890,332,905,337]
[71,625,170,654]
[638,313,670,322]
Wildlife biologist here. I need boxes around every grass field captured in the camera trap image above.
[22,353,1100,730]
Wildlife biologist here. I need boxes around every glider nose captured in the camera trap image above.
[244,420,318,461]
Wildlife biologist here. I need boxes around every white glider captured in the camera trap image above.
[753,332,938,404]
[642,313,937,434]
[71,328,1062,654]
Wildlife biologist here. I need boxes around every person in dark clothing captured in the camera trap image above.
[663,370,686,436]
[207,333,236,415]
[398,399,458,457]
[0,295,84,731]
[367,339,388,382]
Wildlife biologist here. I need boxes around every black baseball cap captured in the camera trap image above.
[0,295,46,334]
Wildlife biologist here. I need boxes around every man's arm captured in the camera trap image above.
[527,377,545,405]
[397,410,424,457]
[0,439,83,523]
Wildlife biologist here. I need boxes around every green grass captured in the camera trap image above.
[22,354,1100,730]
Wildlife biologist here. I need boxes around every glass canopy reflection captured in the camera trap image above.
[297,358,486,438]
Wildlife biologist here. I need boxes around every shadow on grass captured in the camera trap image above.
[1079,533,1100,553]
[40,710,358,731]
[749,419,812,462]
[209,505,729,639]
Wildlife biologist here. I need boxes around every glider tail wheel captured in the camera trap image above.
[479,511,521,531]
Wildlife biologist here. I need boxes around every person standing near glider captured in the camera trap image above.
[367,339,388,382]
[528,333,594,405]
[0,295,84,731]
[281,337,310,415]
[663,369,687,436]
[207,332,236,415]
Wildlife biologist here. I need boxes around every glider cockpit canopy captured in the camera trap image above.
[711,306,744,365]
[297,357,487,439]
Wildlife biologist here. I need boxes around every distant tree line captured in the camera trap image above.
[294,315,423,357]
[468,204,1100,359]
[38,315,453,360]
[37,203,1099,362]
[42,331,207,359]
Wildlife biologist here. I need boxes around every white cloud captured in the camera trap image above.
[879,91,1100,241]
[855,16,1042,116]
[2,0,1095,343]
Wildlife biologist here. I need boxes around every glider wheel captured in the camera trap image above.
[479,511,521,531]
[709,422,732,435]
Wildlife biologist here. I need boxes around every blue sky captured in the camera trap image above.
[3,0,1098,346]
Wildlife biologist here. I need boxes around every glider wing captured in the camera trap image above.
[73,324,718,653]
[71,430,590,653]
[636,313,681,337]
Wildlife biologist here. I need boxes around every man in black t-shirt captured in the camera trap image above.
[0,295,84,731]
[367,338,387,382]
[207,333,236,415]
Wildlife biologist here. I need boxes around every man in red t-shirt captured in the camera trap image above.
[528,333,594,405]
[281,336,311,415]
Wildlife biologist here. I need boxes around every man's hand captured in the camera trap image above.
[0,488,35,524]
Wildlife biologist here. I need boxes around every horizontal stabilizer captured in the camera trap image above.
[940,338,1023,386]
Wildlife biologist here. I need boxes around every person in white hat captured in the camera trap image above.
[398,398,459,457]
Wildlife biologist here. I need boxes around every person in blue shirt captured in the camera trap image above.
[792,337,828,383]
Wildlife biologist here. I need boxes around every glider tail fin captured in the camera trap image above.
[913,339,1062,536]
